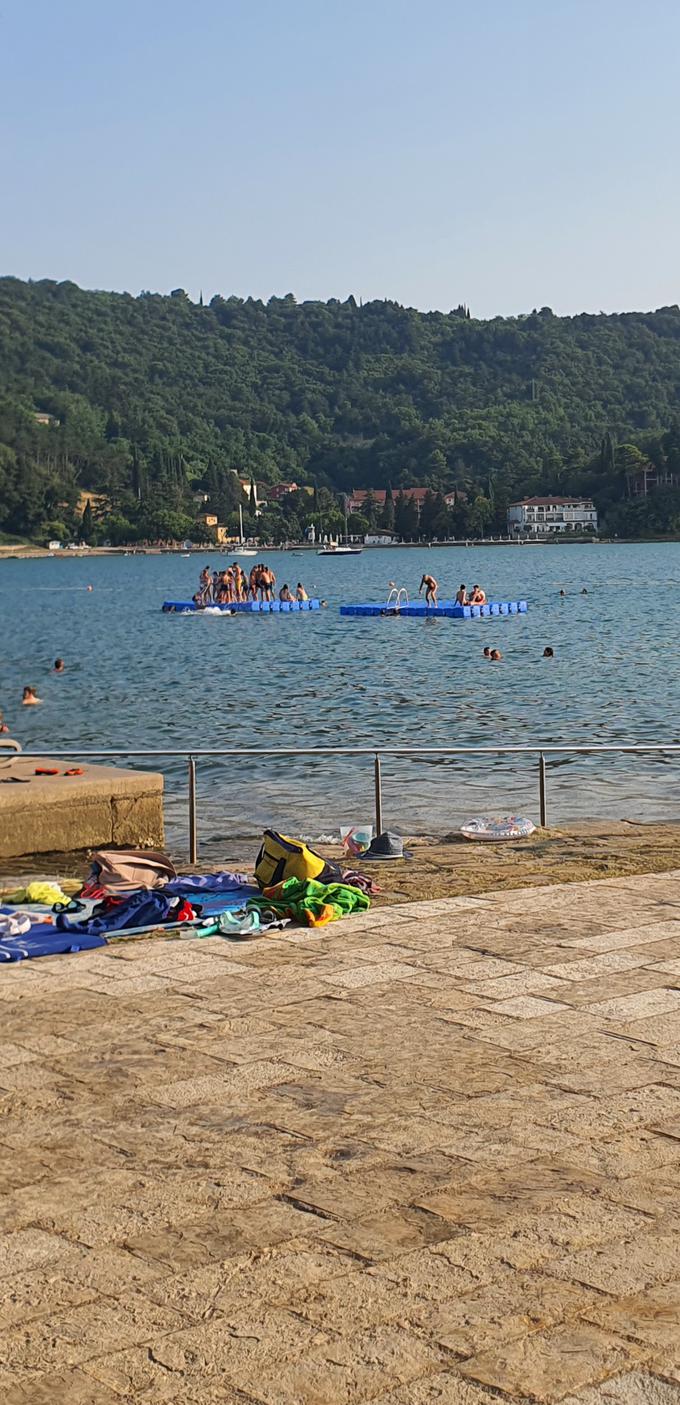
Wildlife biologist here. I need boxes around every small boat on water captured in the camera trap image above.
[232,505,257,557]
[317,543,362,556]
[317,499,363,556]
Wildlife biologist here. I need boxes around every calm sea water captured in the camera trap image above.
[1,543,679,857]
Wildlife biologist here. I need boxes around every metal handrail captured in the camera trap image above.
[15,743,680,863]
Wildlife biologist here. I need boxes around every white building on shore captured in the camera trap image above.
[507,496,598,536]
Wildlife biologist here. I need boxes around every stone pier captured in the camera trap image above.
[1,869,680,1400]
[0,755,163,858]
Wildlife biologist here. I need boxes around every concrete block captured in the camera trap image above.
[0,757,164,858]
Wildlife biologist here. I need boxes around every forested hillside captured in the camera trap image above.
[2,276,680,542]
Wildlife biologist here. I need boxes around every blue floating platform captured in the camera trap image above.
[162,599,321,614]
[340,599,528,618]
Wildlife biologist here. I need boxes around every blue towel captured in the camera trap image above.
[56,889,175,935]
[187,894,255,916]
[0,930,107,961]
[164,872,256,895]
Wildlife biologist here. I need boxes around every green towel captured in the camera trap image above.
[248,876,370,927]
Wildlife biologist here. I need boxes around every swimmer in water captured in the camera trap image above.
[559,589,566,598]
[53,658,65,673]
[86,585,93,592]
[419,573,438,606]
[22,686,42,705]
[581,587,588,595]
[489,649,502,661]
[543,646,554,658]
[483,646,491,659]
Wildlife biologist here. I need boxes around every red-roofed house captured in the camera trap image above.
[267,481,300,501]
[347,488,457,514]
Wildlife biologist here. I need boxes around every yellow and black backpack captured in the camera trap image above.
[254,830,341,891]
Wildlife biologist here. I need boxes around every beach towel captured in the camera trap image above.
[164,871,254,895]
[7,882,69,906]
[248,877,370,928]
[55,889,176,935]
[82,849,177,896]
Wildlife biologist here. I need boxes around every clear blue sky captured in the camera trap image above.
[2,0,678,317]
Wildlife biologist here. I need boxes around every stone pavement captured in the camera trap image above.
[3,872,680,1403]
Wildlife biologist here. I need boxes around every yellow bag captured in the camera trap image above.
[254,830,340,891]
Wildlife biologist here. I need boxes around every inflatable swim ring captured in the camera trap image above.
[460,815,536,842]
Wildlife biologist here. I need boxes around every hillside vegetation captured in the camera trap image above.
[2,276,680,542]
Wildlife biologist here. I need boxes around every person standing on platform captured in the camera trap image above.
[419,573,438,606]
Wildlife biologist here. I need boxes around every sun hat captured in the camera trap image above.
[361,831,413,861]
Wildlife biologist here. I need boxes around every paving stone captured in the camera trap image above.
[151,1059,291,1107]
[565,923,680,953]
[0,1266,94,1332]
[293,1265,438,1330]
[142,1240,355,1319]
[459,1323,646,1401]
[554,971,675,1010]
[613,1014,680,1047]
[4,1368,126,1404]
[544,953,653,981]
[458,972,570,1000]
[489,994,573,1019]
[5,870,680,1399]
[419,1270,600,1356]
[586,991,680,1022]
[557,1132,680,1180]
[649,960,680,978]
[89,1315,440,1405]
[369,1373,505,1404]
[317,1206,453,1261]
[582,1280,680,1350]
[0,1229,66,1278]
[560,1371,680,1405]
[547,1231,680,1294]
[320,961,421,989]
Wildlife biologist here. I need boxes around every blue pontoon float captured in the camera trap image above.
[340,588,527,618]
[162,599,321,614]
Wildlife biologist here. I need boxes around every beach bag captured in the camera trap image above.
[84,849,177,894]
[254,831,340,891]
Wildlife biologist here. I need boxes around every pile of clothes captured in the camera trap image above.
[0,838,374,962]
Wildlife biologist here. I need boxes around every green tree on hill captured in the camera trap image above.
[380,484,395,531]
[81,498,93,541]
[3,277,680,539]
[394,492,420,539]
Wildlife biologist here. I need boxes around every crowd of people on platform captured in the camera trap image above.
[193,563,308,608]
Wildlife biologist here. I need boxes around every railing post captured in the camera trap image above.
[539,752,547,828]
[374,754,383,835]
[188,755,198,864]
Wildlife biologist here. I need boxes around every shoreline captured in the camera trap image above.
[2,537,680,560]
[4,818,680,901]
